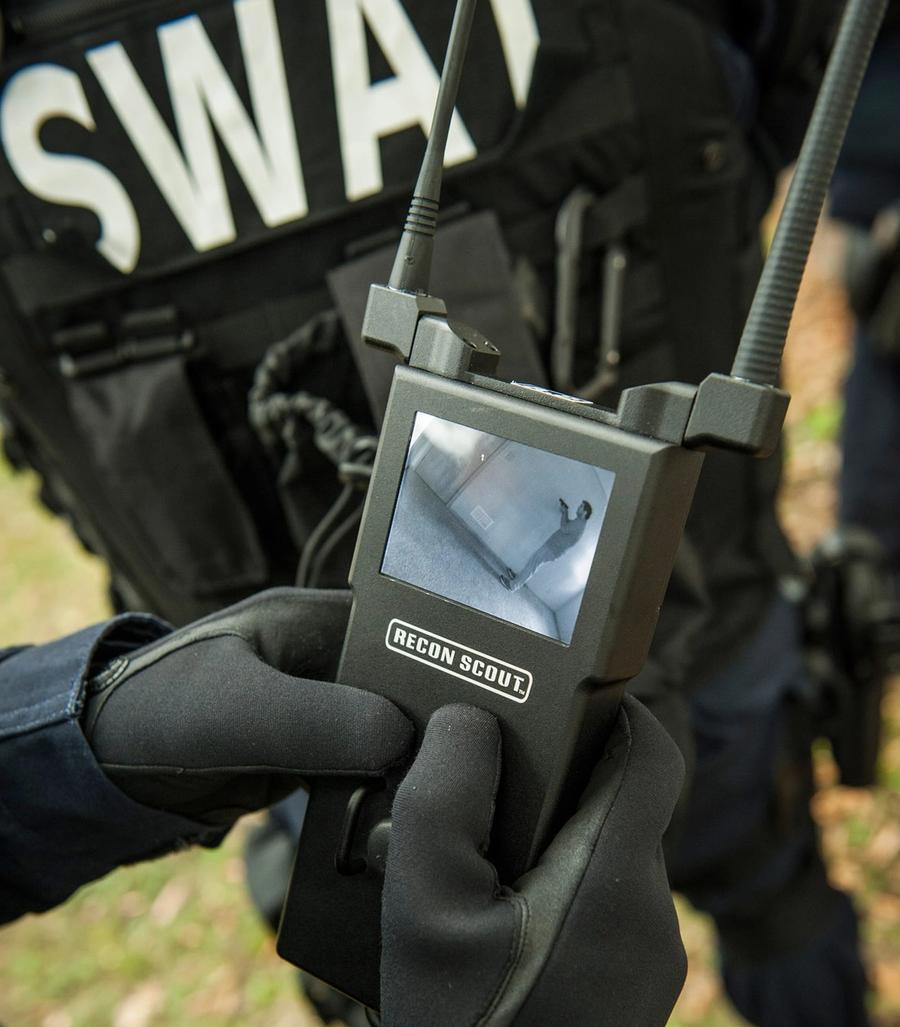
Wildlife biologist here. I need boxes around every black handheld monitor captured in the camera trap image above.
[277,0,885,1011]
[278,359,705,1006]
[342,365,703,860]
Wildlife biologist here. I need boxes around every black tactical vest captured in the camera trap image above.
[0,0,815,688]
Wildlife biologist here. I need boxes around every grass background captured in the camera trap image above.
[1,224,899,1026]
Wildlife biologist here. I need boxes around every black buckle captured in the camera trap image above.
[53,306,194,378]
[551,188,628,400]
[335,781,391,878]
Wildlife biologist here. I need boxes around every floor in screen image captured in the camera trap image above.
[382,471,559,638]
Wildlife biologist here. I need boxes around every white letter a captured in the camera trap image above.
[327,0,476,202]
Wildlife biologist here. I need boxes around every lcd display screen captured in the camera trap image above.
[381,413,615,643]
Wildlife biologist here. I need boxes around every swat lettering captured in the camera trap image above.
[385,618,532,703]
[0,0,539,273]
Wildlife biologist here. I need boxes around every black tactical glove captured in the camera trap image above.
[82,588,412,827]
[381,696,686,1027]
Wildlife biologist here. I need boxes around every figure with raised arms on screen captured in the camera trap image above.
[501,498,593,592]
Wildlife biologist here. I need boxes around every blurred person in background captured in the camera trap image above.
[833,1,900,582]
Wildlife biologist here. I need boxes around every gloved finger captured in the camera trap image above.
[391,703,501,872]
[382,704,521,1026]
[531,696,684,874]
[591,693,685,837]
[514,695,686,1026]
[527,699,684,931]
[88,634,413,777]
[184,587,353,681]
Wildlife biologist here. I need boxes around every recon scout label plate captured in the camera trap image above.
[385,617,533,702]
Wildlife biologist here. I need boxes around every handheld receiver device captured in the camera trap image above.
[277,0,888,1010]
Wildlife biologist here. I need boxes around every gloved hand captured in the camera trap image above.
[82,588,413,827]
[381,695,686,1027]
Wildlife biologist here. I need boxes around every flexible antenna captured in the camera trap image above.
[732,0,888,385]
[388,0,479,294]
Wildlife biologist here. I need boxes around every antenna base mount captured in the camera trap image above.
[685,373,789,458]
[362,284,447,361]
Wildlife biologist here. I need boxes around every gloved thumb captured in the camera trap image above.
[86,632,413,777]
[382,704,521,1026]
[509,696,687,1027]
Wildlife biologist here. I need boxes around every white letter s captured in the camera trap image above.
[1,63,140,273]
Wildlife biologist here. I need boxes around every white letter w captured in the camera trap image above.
[87,0,306,253]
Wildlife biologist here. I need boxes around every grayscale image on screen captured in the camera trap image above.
[381,413,615,644]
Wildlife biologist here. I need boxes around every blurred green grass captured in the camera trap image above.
[0,829,324,1027]
[0,457,109,645]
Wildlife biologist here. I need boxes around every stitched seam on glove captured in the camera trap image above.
[108,627,253,678]
[476,892,530,1027]
[82,628,254,738]
[96,761,395,777]
[472,724,530,1027]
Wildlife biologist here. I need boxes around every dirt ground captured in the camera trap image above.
[1,221,899,1026]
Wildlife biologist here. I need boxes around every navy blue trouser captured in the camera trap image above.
[841,328,900,572]
[670,598,869,1027]
[835,33,900,572]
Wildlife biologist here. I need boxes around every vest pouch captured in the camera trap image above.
[62,353,268,599]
